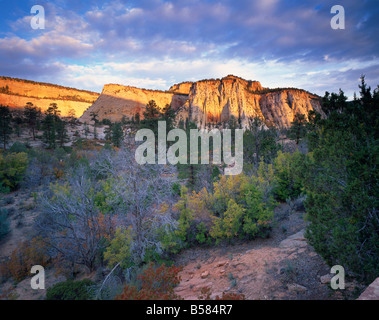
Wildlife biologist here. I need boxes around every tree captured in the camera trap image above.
[111,122,123,148]
[67,108,77,127]
[93,148,176,265]
[288,113,307,145]
[56,118,70,147]
[301,78,379,283]
[42,105,59,148]
[24,102,41,140]
[243,117,280,169]
[139,100,162,133]
[37,166,115,272]
[0,105,12,150]
[83,121,90,139]
[90,111,99,139]
[13,115,23,137]
[176,120,201,190]
[104,122,112,142]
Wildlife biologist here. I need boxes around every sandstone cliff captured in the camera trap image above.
[0,77,99,117]
[169,81,193,95]
[81,75,324,128]
[80,84,188,123]
[188,76,323,128]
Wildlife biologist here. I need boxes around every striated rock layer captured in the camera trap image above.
[81,75,324,128]
[0,77,99,117]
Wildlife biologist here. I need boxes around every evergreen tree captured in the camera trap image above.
[288,113,307,145]
[56,118,70,147]
[243,117,280,169]
[139,100,162,133]
[0,105,12,150]
[300,77,379,283]
[42,103,61,149]
[111,122,124,148]
[83,121,90,139]
[90,111,99,139]
[104,122,112,142]
[24,102,41,140]
[13,115,23,137]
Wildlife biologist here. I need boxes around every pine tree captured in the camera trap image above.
[42,103,61,149]
[288,113,307,145]
[0,105,12,150]
[24,102,41,140]
[111,122,123,148]
[90,111,99,139]
[104,123,112,142]
[139,100,162,133]
[83,121,90,139]
[56,118,70,147]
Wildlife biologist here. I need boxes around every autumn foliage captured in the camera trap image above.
[115,263,183,300]
[0,237,50,282]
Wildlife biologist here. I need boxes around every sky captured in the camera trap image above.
[0,0,378,98]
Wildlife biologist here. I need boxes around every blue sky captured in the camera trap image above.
[0,0,378,98]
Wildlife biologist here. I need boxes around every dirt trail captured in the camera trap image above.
[174,203,358,300]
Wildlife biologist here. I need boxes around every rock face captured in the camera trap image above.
[0,77,99,117]
[81,75,324,128]
[188,76,323,128]
[169,81,193,95]
[79,84,188,123]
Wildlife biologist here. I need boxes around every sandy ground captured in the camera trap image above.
[173,203,363,300]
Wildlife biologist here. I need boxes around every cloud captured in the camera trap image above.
[0,0,377,99]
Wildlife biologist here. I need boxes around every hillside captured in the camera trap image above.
[0,77,99,117]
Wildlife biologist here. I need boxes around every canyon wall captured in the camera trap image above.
[0,75,323,128]
[81,75,323,128]
[188,76,323,128]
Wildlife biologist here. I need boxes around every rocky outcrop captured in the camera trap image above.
[187,76,323,128]
[188,77,264,128]
[80,75,324,128]
[0,77,99,117]
[169,81,193,95]
[80,84,188,123]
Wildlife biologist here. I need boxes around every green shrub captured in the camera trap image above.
[9,142,28,154]
[0,152,28,190]
[46,279,95,300]
[272,151,304,201]
[171,182,181,196]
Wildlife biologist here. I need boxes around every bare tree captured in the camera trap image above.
[36,165,114,272]
[93,147,178,265]
[37,147,178,274]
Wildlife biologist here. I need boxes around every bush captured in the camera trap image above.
[0,237,50,282]
[115,263,182,300]
[167,173,276,249]
[46,279,95,300]
[272,151,304,201]
[0,208,10,240]
[0,152,28,190]
[9,142,29,154]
